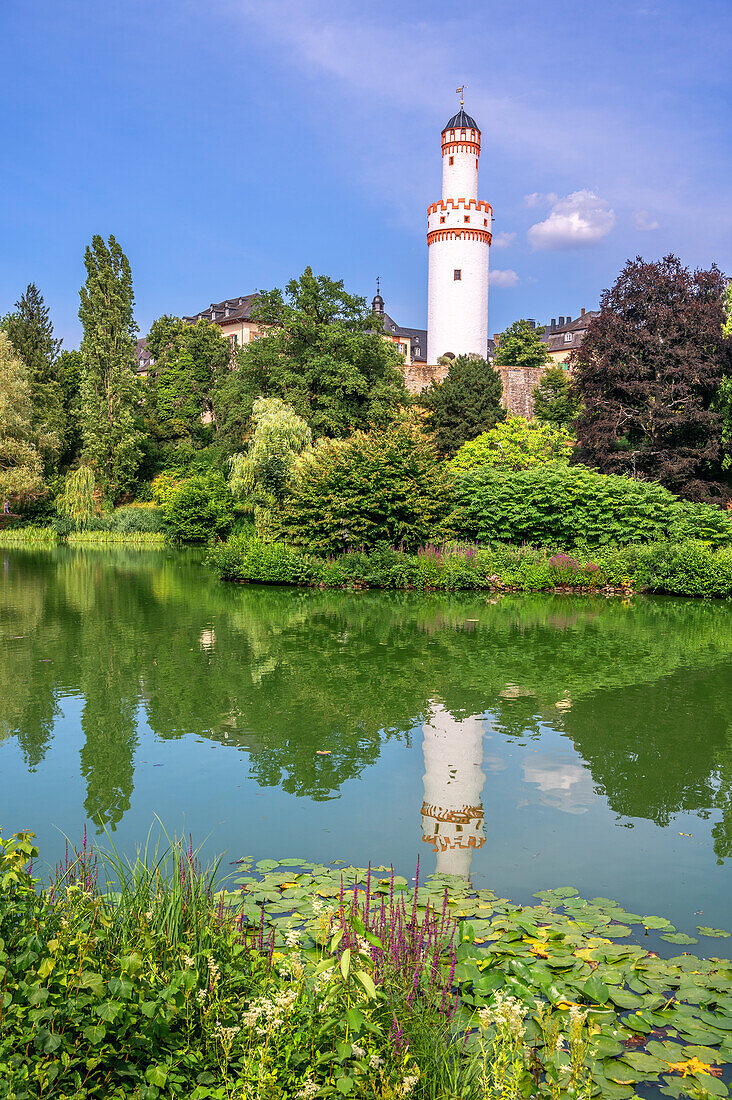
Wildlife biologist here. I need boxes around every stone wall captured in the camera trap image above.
[404,361,544,419]
[403,362,449,394]
[497,366,544,419]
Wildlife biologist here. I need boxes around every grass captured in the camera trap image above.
[66,530,167,546]
[0,525,59,546]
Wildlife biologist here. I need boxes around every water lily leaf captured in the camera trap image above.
[622,1051,665,1074]
[582,974,610,1004]
[643,916,675,930]
[592,1036,625,1057]
[698,928,731,938]
[255,859,280,871]
[661,933,699,945]
[609,990,645,1010]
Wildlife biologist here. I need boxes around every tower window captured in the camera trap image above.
[476,159,479,169]
[484,218,488,226]
[449,156,454,165]
[454,269,462,281]
[440,216,445,224]
[464,215,470,223]
[461,129,466,137]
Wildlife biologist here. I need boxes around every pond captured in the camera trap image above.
[1,546,731,934]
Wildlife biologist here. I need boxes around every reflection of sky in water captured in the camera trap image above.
[1,548,732,933]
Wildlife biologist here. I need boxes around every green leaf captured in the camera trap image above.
[336,1077,354,1095]
[82,1025,106,1045]
[697,927,731,938]
[108,975,134,999]
[582,974,610,1004]
[146,1065,169,1088]
[340,948,351,980]
[96,1001,124,1023]
[661,932,698,945]
[355,971,377,1000]
[79,971,106,998]
[346,1007,365,1032]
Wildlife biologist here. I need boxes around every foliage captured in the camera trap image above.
[212,267,409,442]
[274,420,453,553]
[56,348,83,462]
[0,331,48,504]
[208,534,732,597]
[573,254,732,502]
[532,366,582,429]
[55,466,98,527]
[493,318,551,370]
[0,525,59,546]
[1,282,65,470]
[163,473,235,543]
[146,315,230,435]
[449,463,732,549]
[451,416,575,471]
[78,234,144,501]
[151,471,183,506]
[419,354,505,457]
[229,397,312,536]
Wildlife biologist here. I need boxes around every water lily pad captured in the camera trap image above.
[661,933,699,945]
[698,927,731,938]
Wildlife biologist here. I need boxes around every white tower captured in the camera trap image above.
[427,95,492,364]
[421,702,486,879]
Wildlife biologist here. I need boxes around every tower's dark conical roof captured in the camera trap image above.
[444,108,478,131]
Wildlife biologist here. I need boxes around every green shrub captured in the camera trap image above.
[110,504,164,533]
[163,474,234,543]
[449,464,732,549]
[276,421,453,553]
[451,416,574,471]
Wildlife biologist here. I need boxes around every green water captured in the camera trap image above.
[1,546,731,933]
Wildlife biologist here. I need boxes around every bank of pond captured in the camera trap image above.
[2,830,731,1100]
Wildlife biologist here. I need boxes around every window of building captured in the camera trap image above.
[461,129,466,137]
[483,218,488,226]
[440,216,445,223]
[464,215,470,223]
[398,342,407,355]
[450,129,455,138]
[454,269,462,281]
[449,156,454,165]
[475,159,479,169]
[564,332,573,342]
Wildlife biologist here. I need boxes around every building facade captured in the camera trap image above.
[427,106,492,364]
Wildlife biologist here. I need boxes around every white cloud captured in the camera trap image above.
[528,190,615,250]
[490,269,519,287]
[634,210,660,231]
[524,192,557,208]
[493,230,516,249]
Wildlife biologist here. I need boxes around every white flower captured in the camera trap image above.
[196,989,207,1004]
[284,925,302,948]
[369,1054,384,1070]
[402,1069,420,1096]
[183,955,195,969]
[295,1079,319,1098]
[351,1042,365,1058]
[207,956,221,984]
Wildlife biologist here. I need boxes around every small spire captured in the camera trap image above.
[372,276,384,315]
[456,84,466,108]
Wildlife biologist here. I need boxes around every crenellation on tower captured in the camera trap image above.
[427,101,492,364]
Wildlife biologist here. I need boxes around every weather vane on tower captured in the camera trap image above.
[456,84,466,108]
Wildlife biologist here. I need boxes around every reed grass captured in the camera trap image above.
[0,525,59,546]
[65,529,167,546]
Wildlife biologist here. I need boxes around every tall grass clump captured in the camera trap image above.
[0,525,59,546]
[66,529,167,547]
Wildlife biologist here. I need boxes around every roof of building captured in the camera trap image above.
[540,311,599,353]
[183,294,259,325]
[444,108,479,131]
[135,337,152,373]
[381,312,427,362]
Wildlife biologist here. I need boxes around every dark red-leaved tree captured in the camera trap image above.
[572,255,732,502]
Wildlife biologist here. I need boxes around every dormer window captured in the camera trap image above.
[564,332,573,342]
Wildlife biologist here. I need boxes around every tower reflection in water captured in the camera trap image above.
[421,702,486,878]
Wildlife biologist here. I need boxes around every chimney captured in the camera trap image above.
[581,307,585,316]
[566,315,571,323]
[559,316,565,326]
[493,333,500,345]
[528,318,536,329]
[550,318,556,328]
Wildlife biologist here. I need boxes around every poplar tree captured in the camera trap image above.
[78,235,142,500]
[2,283,64,470]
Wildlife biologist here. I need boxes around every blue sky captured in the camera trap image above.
[1,0,730,348]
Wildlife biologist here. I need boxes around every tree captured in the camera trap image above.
[2,283,64,469]
[163,474,234,543]
[229,397,311,535]
[212,267,408,442]
[532,366,582,429]
[276,419,452,552]
[493,319,551,371]
[0,332,47,504]
[146,315,229,435]
[573,255,732,502]
[78,235,143,500]
[419,354,505,456]
[451,415,574,471]
[55,467,98,528]
[55,349,83,463]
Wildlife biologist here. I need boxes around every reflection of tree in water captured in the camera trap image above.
[3,551,732,847]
